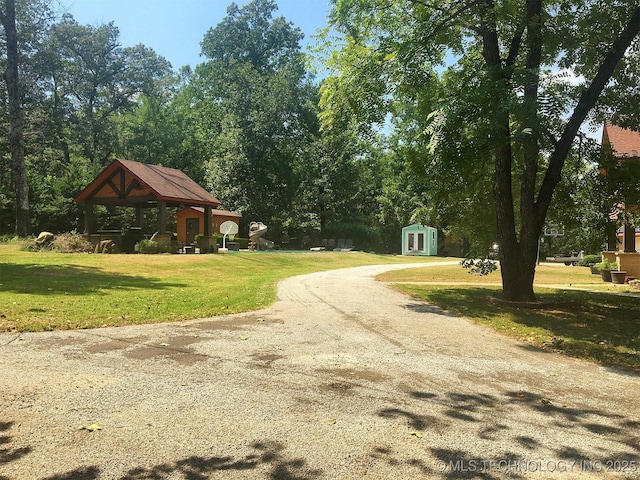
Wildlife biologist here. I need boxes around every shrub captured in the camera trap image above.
[138,239,158,254]
[51,232,93,253]
[577,254,601,267]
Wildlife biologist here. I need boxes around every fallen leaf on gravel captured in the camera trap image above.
[327,418,337,425]
[78,423,102,432]
[240,335,248,340]
[540,398,552,405]
[159,343,169,347]
[410,431,423,438]
[257,318,265,323]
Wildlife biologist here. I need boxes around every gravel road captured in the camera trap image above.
[1,262,639,480]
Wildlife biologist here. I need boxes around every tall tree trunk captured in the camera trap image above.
[0,0,30,236]
[484,2,640,302]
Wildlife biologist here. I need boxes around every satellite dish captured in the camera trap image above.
[219,221,239,251]
[220,221,239,236]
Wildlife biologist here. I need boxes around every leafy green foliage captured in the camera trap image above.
[460,258,499,277]
[322,0,640,300]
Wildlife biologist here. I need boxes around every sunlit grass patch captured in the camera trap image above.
[389,282,640,374]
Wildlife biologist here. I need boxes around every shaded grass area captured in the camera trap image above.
[384,264,640,373]
[0,244,443,332]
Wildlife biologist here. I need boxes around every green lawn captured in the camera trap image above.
[379,264,640,373]
[0,243,442,332]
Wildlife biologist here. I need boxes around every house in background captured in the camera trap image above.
[600,122,640,278]
[601,122,640,253]
[401,224,438,256]
[175,207,242,245]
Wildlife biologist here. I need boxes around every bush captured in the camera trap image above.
[577,254,601,267]
[18,232,92,253]
[138,239,159,254]
[51,232,93,253]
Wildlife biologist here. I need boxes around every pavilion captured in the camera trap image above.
[75,159,221,252]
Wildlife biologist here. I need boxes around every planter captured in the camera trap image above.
[590,265,600,275]
[600,269,612,282]
[610,271,627,284]
[196,236,218,254]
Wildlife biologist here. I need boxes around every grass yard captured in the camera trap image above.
[379,264,640,373]
[0,243,443,332]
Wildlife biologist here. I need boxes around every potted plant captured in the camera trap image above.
[595,259,617,282]
[610,269,628,284]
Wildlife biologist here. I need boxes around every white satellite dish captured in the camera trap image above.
[219,221,239,252]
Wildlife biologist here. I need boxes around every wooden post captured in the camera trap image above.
[204,205,212,237]
[157,201,167,234]
[136,204,145,229]
[84,202,94,235]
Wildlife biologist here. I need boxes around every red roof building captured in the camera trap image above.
[601,123,640,253]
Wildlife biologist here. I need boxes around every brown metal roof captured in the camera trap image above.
[176,206,243,218]
[75,159,221,207]
[602,123,640,158]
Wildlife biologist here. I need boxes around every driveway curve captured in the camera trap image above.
[1,262,638,479]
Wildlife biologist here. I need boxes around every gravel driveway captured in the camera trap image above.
[1,262,639,479]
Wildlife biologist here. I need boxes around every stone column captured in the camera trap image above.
[622,223,636,253]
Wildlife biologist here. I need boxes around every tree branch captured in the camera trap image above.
[535,5,640,226]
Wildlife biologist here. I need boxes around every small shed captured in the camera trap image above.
[402,224,437,256]
[175,207,242,245]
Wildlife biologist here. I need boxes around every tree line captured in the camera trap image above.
[0,0,418,252]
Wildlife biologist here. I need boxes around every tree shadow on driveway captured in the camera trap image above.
[1,419,321,480]
[373,389,640,479]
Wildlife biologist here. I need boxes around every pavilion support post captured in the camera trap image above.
[204,206,212,236]
[84,202,94,235]
[197,205,216,253]
[155,200,172,252]
[157,201,167,235]
[135,204,145,229]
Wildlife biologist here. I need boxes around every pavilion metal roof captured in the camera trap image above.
[75,159,221,207]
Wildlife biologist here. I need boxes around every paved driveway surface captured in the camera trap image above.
[1,262,639,479]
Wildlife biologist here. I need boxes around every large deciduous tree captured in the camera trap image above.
[194,0,319,236]
[0,0,29,235]
[48,15,172,165]
[322,1,640,301]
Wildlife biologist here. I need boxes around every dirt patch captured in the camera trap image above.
[316,367,389,384]
[124,337,208,366]
[250,352,285,368]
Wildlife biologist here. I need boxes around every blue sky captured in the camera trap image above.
[59,0,332,70]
